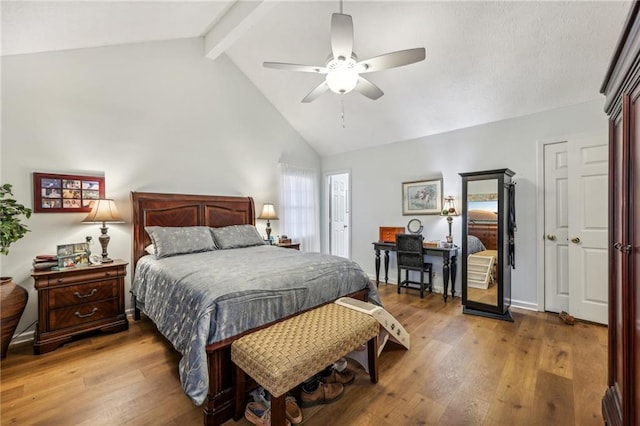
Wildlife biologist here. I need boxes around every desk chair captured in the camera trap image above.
[396,234,433,299]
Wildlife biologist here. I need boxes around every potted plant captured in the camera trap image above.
[1,183,32,359]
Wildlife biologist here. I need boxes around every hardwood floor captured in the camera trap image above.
[0,284,607,425]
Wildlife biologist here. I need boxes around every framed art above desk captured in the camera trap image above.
[372,241,459,302]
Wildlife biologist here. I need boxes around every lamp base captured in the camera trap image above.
[265,221,272,244]
[99,225,113,263]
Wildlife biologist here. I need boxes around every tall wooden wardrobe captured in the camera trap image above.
[601,2,640,425]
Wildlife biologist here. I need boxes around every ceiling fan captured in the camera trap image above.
[263,11,426,103]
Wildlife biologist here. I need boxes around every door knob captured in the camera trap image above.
[571,237,581,244]
[546,234,556,241]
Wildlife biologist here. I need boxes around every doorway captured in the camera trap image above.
[538,136,608,324]
[326,171,351,259]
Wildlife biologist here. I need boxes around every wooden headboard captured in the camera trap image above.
[130,192,255,270]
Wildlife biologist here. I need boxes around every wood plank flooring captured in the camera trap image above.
[0,284,607,425]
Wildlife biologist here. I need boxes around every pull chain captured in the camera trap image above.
[341,97,346,128]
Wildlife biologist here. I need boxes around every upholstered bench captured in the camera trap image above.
[231,302,380,426]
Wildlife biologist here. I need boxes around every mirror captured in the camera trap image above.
[465,179,499,307]
[407,219,423,234]
[460,169,515,322]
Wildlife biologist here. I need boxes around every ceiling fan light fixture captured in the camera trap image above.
[325,57,358,94]
[263,12,425,102]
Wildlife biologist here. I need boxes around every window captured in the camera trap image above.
[278,164,320,252]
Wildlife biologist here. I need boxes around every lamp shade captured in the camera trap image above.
[257,203,279,221]
[82,199,123,224]
[441,196,459,217]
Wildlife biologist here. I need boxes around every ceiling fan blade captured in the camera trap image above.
[358,48,426,73]
[263,62,328,74]
[302,81,330,103]
[354,77,384,100]
[331,13,353,60]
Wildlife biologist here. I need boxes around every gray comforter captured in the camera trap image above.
[131,245,380,405]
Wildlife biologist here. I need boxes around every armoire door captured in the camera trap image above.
[600,3,639,425]
[603,92,634,426]
[633,89,640,425]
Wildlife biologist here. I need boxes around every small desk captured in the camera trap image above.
[372,242,459,302]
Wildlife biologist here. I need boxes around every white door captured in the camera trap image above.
[544,142,570,314]
[542,136,608,324]
[329,173,350,258]
[567,136,608,324]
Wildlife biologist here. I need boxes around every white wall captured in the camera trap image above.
[321,99,608,309]
[1,38,319,337]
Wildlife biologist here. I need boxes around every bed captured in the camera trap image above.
[130,192,379,426]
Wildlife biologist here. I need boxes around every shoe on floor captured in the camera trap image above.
[559,311,575,325]
[245,401,291,426]
[299,382,344,408]
[322,368,355,386]
[250,386,271,408]
[285,396,303,425]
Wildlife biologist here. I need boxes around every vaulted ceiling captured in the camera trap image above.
[1,1,631,156]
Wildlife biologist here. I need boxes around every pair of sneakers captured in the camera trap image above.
[248,387,302,425]
[299,366,355,408]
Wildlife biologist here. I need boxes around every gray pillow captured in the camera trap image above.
[145,226,217,258]
[211,225,266,249]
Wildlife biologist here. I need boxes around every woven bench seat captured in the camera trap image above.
[231,302,380,426]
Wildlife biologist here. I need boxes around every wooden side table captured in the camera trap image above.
[32,259,129,354]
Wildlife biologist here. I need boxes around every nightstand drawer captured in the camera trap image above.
[48,280,119,309]
[45,267,124,287]
[49,299,119,330]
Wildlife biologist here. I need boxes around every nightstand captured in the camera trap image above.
[277,242,300,250]
[32,259,129,354]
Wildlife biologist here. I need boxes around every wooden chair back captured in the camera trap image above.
[396,234,424,270]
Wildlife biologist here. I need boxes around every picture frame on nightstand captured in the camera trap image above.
[56,242,90,270]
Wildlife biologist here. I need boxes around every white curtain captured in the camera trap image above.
[278,163,320,252]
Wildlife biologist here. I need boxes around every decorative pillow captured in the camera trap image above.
[145,226,217,258]
[211,225,266,249]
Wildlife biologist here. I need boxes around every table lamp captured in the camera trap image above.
[441,196,459,244]
[257,203,278,243]
[82,199,123,263]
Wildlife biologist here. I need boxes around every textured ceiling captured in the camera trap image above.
[1,1,632,156]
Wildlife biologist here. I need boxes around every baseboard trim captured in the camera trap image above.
[11,330,34,346]
[510,299,538,311]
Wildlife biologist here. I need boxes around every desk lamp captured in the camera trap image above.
[441,196,459,244]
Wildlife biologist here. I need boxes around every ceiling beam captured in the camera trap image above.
[204,0,274,61]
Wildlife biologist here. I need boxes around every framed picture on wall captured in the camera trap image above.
[402,178,443,215]
[33,172,105,213]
